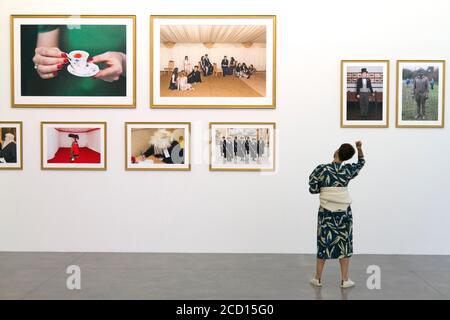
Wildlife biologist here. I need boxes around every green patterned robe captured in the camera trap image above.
[309,157,365,260]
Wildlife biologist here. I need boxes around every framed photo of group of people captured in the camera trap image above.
[150,15,277,109]
[209,122,276,171]
[341,60,446,128]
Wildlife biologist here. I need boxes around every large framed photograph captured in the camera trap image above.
[396,60,446,128]
[210,122,275,171]
[11,15,136,108]
[41,122,107,170]
[0,122,23,170]
[341,60,389,128]
[150,15,276,109]
[125,122,191,171]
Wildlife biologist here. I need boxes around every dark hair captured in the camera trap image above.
[338,143,355,161]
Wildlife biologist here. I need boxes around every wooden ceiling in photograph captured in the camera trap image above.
[160,25,266,44]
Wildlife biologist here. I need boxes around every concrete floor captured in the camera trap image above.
[0,253,449,300]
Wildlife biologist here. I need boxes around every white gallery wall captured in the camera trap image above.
[1,0,450,254]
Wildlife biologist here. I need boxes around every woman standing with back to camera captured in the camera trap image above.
[308,141,365,288]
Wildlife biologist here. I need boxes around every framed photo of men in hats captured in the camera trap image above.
[396,60,445,128]
[341,60,390,128]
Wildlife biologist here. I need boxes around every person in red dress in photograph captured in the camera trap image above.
[69,134,80,162]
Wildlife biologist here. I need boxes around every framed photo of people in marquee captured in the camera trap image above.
[341,60,390,128]
[150,15,276,109]
[11,15,136,108]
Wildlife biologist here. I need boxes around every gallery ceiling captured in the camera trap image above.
[160,25,267,43]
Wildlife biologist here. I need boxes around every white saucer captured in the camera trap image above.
[67,63,100,77]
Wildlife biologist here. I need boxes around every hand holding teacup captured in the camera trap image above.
[32,47,69,79]
[91,51,127,82]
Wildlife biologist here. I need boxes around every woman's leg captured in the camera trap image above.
[315,259,326,280]
[339,257,350,281]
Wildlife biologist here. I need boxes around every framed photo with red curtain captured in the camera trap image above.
[41,122,107,170]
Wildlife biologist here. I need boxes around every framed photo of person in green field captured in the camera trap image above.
[396,60,445,128]
[11,15,136,108]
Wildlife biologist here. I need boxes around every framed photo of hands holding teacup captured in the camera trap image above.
[11,15,136,108]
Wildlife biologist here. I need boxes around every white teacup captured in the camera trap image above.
[68,50,90,71]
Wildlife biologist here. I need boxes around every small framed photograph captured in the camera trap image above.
[341,60,389,128]
[0,122,23,170]
[125,122,191,171]
[210,122,275,171]
[150,15,276,108]
[41,122,107,170]
[11,15,136,108]
[396,60,446,128]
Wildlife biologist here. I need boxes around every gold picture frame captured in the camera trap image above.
[11,14,137,108]
[41,121,107,170]
[396,60,446,128]
[150,15,277,109]
[125,122,191,171]
[340,60,390,128]
[209,122,276,172]
[0,121,23,170]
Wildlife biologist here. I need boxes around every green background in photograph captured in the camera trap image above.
[402,83,439,121]
[401,67,439,121]
[21,24,127,97]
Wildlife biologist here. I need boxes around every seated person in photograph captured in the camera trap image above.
[69,134,80,163]
[204,54,213,76]
[235,63,242,77]
[221,56,229,77]
[0,133,17,163]
[183,56,192,74]
[177,71,194,91]
[187,66,202,84]
[169,68,178,90]
[135,129,183,164]
[246,64,256,79]
[241,63,248,77]
[413,70,430,120]
[356,68,375,118]
[30,24,127,96]
[229,57,237,75]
